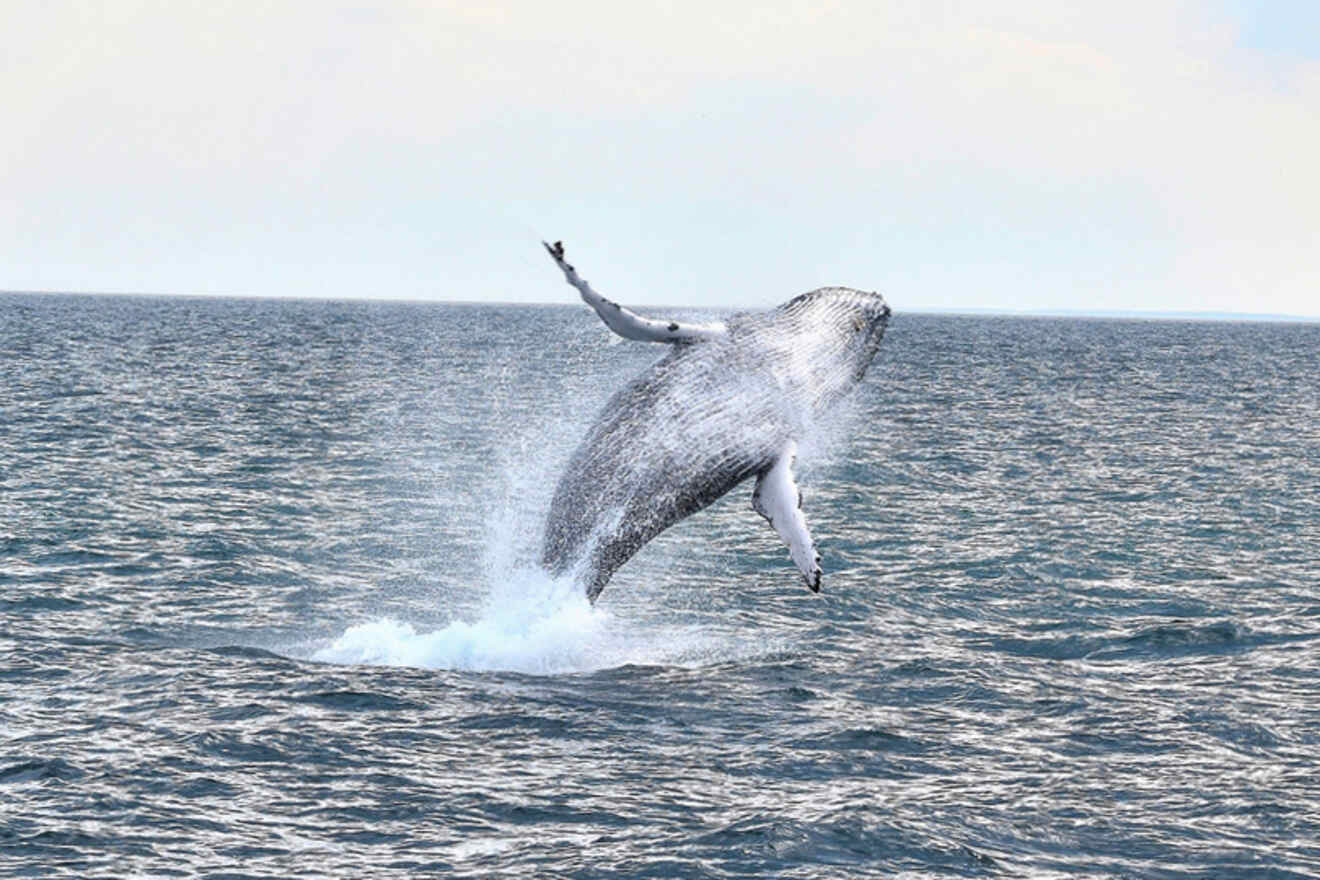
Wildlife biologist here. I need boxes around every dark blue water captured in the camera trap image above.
[2,292,1318,878]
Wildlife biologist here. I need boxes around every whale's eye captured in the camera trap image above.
[852,317,865,333]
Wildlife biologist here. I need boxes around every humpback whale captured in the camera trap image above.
[539,241,890,602]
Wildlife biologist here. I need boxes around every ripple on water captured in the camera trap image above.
[3,301,1319,878]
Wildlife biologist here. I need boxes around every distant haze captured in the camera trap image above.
[4,2,1318,317]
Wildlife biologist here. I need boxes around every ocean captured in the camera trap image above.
[2,292,1318,878]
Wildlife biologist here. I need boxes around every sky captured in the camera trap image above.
[3,1,1318,316]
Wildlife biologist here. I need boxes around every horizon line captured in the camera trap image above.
[3,288,1317,324]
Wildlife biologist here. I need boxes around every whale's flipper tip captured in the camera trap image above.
[753,440,824,593]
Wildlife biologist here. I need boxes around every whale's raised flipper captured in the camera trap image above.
[543,241,727,343]
[752,440,823,592]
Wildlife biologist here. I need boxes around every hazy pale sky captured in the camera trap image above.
[4,1,1318,315]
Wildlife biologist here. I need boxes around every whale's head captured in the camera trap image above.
[772,286,891,380]
[726,286,890,415]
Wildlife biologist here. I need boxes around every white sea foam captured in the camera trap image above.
[312,571,598,674]
[309,567,765,675]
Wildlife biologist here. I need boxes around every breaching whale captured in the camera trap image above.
[539,241,890,603]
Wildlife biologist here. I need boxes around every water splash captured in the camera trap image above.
[304,322,828,676]
[301,370,851,675]
[310,567,770,675]
[312,571,592,674]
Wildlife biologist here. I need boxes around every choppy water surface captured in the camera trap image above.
[2,293,1318,878]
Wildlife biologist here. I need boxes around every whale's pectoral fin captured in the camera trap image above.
[752,441,822,593]
[542,241,727,343]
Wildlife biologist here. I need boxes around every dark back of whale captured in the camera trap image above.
[541,342,783,601]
